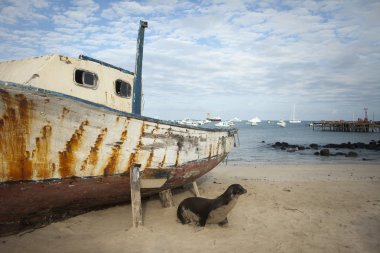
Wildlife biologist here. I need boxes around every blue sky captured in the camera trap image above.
[1,0,379,121]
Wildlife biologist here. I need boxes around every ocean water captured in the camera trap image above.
[220,121,380,165]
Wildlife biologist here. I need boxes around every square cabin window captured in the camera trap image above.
[115,79,131,98]
[74,69,98,88]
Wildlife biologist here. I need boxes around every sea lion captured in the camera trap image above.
[177,184,247,227]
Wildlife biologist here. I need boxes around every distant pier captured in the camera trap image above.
[312,120,380,132]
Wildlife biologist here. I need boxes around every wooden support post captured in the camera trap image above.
[130,164,143,227]
[192,181,200,197]
[159,189,174,208]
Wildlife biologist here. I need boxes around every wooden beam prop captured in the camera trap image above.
[130,164,143,227]
[192,181,200,197]
[159,189,174,208]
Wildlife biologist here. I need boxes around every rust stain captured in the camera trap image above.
[0,90,33,181]
[174,134,184,167]
[34,125,52,179]
[58,120,89,178]
[137,122,145,149]
[146,151,154,168]
[81,158,88,171]
[16,94,31,132]
[51,163,56,175]
[175,149,180,167]
[103,124,128,176]
[127,152,138,173]
[126,122,145,172]
[90,128,108,166]
[158,153,166,168]
[61,107,70,120]
[145,123,159,168]
[82,128,108,175]
[216,138,220,156]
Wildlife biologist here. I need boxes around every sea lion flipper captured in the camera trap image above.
[177,203,191,224]
[199,215,208,227]
[218,217,228,226]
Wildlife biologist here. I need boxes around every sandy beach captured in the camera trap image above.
[1,163,379,253]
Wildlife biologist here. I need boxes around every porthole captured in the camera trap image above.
[74,69,98,88]
[115,79,131,98]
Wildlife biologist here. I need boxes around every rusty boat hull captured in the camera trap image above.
[0,81,236,236]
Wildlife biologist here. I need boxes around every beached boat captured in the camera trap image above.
[0,21,237,236]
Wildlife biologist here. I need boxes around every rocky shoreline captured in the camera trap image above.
[271,140,380,159]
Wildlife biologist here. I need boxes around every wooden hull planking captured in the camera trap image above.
[0,82,235,236]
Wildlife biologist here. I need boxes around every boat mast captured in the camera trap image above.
[132,20,148,115]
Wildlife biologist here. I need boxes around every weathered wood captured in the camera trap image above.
[312,120,380,132]
[130,164,143,227]
[159,189,174,208]
[192,181,200,197]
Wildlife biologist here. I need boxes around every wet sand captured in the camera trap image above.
[1,163,380,253]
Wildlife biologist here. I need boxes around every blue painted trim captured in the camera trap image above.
[132,20,148,115]
[0,80,235,133]
[78,55,134,75]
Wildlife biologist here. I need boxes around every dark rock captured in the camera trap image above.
[281,142,289,147]
[320,149,330,156]
[367,141,377,150]
[298,146,305,150]
[346,151,358,157]
[355,142,366,149]
[310,143,319,149]
[314,152,320,156]
[324,143,339,149]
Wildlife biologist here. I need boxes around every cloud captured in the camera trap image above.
[0,0,49,25]
[0,0,379,120]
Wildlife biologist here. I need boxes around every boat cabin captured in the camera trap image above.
[0,54,135,113]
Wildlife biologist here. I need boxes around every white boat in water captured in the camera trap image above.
[215,121,234,127]
[0,21,237,236]
[207,113,222,122]
[277,120,286,127]
[248,116,261,126]
[230,117,242,122]
[289,104,301,123]
[177,118,206,126]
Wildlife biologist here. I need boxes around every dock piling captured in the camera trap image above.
[159,189,174,208]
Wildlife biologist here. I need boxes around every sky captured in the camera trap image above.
[1,0,379,121]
